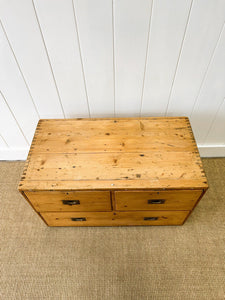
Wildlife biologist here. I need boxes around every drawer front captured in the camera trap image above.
[41,210,189,226]
[25,191,111,212]
[115,190,203,211]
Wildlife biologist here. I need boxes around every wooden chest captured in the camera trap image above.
[18,117,208,226]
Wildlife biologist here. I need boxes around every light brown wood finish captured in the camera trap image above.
[19,179,207,191]
[115,190,203,211]
[32,135,196,153]
[19,117,208,226]
[19,117,207,191]
[27,118,196,154]
[24,152,203,182]
[25,191,111,212]
[41,210,189,226]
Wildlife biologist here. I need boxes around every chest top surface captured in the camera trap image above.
[19,117,208,191]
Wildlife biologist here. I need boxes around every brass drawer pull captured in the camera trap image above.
[144,217,158,221]
[62,200,80,206]
[148,199,165,204]
[71,217,86,221]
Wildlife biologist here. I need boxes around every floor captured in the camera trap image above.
[0,159,225,300]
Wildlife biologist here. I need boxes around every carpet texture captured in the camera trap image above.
[0,159,225,300]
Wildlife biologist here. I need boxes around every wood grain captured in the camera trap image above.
[25,191,111,212]
[19,179,208,191]
[41,210,189,226]
[19,117,207,191]
[32,135,195,153]
[24,152,204,181]
[19,117,208,226]
[115,190,203,211]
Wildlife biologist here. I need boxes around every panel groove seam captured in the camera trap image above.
[31,0,66,118]
[0,91,30,146]
[202,97,225,145]
[139,0,154,117]
[165,0,194,116]
[0,20,40,119]
[190,21,225,118]
[71,0,91,118]
[0,134,9,147]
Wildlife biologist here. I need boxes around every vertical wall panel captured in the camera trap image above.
[0,0,64,118]
[114,0,152,116]
[0,92,27,147]
[190,26,225,144]
[0,23,39,143]
[0,0,225,158]
[73,0,114,117]
[0,136,8,148]
[34,0,89,118]
[167,0,225,116]
[141,0,192,116]
[204,99,225,145]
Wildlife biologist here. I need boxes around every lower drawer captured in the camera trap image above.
[41,210,189,226]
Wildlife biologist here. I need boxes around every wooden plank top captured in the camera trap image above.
[19,117,208,191]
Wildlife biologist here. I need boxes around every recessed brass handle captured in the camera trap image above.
[71,217,86,221]
[148,199,165,204]
[144,217,158,221]
[62,200,80,206]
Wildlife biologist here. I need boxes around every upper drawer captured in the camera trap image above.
[25,191,111,212]
[115,190,203,211]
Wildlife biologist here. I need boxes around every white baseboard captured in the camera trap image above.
[0,145,225,160]
[0,148,29,160]
[198,145,225,157]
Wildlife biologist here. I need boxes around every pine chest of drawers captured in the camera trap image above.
[18,117,208,226]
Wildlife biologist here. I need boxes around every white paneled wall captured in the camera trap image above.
[114,0,152,116]
[141,0,192,116]
[166,0,225,116]
[33,0,89,118]
[0,0,225,159]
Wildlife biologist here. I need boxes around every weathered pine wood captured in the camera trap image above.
[29,118,194,153]
[24,152,203,180]
[41,210,189,226]
[19,117,208,226]
[115,190,203,211]
[33,119,192,135]
[19,117,207,191]
[20,152,206,190]
[25,191,111,212]
[32,135,195,153]
[19,180,207,191]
